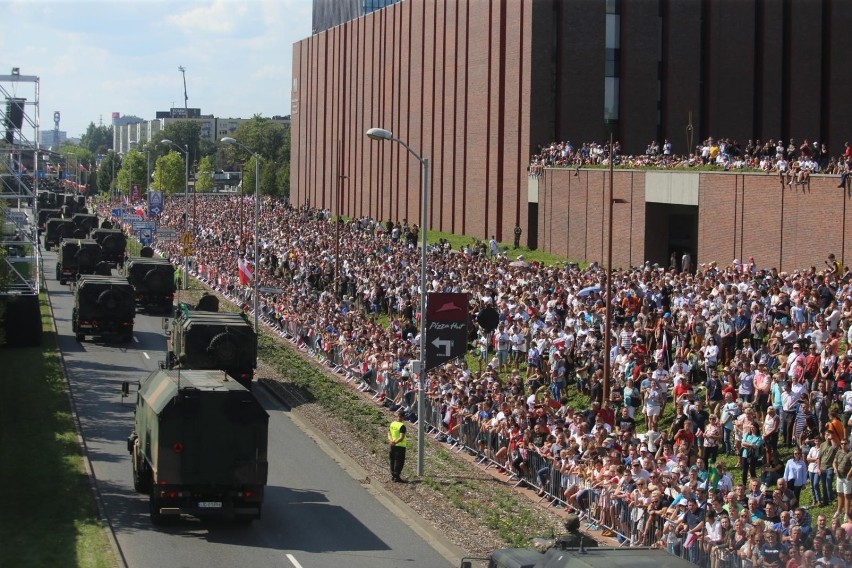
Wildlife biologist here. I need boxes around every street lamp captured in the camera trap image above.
[161,139,190,290]
[220,136,260,335]
[366,126,429,477]
[602,134,628,402]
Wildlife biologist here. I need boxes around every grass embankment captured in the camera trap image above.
[0,295,115,568]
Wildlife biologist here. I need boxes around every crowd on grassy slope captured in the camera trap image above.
[104,195,852,567]
[529,137,852,187]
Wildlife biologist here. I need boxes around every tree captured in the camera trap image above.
[225,116,291,197]
[152,152,186,196]
[80,123,113,155]
[115,148,147,199]
[195,155,214,193]
[96,152,121,195]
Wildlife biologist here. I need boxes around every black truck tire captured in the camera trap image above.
[149,490,166,525]
[102,234,120,253]
[132,447,151,493]
[140,246,154,258]
[144,268,166,292]
[73,228,87,239]
[101,220,113,229]
[95,261,112,276]
[208,332,239,367]
[77,247,99,268]
[97,290,119,310]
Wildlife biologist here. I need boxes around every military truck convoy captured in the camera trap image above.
[72,275,135,342]
[127,369,269,524]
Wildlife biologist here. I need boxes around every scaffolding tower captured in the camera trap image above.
[0,68,42,346]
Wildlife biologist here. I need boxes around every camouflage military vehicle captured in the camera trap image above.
[127,369,269,524]
[72,274,135,342]
[124,257,176,312]
[44,218,75,251]
[91,228,127,267]
[166,303,257,389]
[56,238,102,284]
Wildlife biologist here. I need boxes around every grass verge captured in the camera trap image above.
[0,295,115,568]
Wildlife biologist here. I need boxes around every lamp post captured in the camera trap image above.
[161,139,190,290]
[602,134,628,402]
[220,137,260,334]
[366,127,429,477]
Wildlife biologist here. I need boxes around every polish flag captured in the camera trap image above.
[238,258,253,285]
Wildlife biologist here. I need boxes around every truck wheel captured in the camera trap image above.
[76,332,85,342]
[208,333,239,367]
[121,329,134,343]
[233,514,255,525]
[55,263,61,280]
[149,492,166,526]
[44,241,51,252]
[97,290,119,310]
[144,269,166,292]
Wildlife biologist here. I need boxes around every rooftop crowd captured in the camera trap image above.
[529,137,852,187]
[103,194,852,567]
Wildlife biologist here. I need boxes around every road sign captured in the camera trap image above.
[111,208,124,218]
[133,220,155,232]
[258,286,285,295]
[181,245,193,256]
[148,191,163,215]
[424,292,469,372]
[180,232,194,245]
[156,228,177,241]
[139,228,153,246]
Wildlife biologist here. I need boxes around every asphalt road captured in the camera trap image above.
[44,250,455,568]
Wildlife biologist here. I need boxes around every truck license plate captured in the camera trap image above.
[198,502,222,508]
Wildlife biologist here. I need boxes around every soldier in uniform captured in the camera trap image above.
[556,514,599,548]
[514,224,522,249]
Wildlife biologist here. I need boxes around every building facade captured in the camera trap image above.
[291,0,852,266]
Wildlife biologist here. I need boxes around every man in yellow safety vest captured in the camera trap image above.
[387,409,408,483]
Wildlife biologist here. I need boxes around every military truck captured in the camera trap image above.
[127,369,269,524]
[37,208,61,234]
[166,303,257,389]
[72,274,135,342]
[461,545,695,568]
[44,218,75,251]
[71,212,99,235]
[124,256,176,312]
[91,228,127,267]
[56,238,102,284]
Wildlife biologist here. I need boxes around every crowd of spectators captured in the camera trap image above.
[529,137,852,186]
[102,194,852,567]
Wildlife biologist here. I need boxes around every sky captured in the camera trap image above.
[1,0,313,139]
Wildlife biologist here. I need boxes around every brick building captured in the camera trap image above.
[290,0,852,265]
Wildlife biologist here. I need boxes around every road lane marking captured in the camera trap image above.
[286,554,304,568]
[133,336,139,343]
[143,352,150,359]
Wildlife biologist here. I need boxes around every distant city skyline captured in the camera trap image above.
[2,0,312,139]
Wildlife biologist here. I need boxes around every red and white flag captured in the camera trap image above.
[237,258,253,285]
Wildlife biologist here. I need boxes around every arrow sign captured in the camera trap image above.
[432,337,453,357]
[424,292,469,372]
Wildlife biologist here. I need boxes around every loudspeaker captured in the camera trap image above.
[5,98,26,143]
